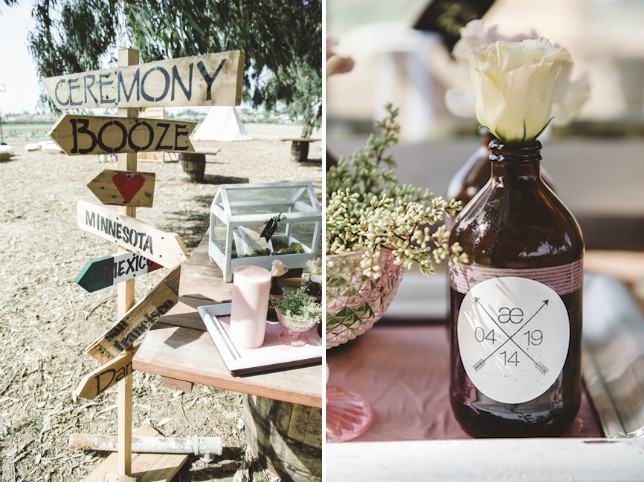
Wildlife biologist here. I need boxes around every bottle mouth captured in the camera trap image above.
[489,139,542,163]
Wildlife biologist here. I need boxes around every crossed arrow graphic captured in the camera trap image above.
[472,298,550,375]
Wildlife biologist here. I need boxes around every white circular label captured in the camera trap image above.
[457,277,570,404]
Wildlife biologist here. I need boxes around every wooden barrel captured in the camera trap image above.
[291,140,310,163]
[243,394,322,482]
[178,152,206,182]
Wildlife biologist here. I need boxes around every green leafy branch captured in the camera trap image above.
[326,104,468,278]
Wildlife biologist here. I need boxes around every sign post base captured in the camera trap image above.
[83,424,188,482]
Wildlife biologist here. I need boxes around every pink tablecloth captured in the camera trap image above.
[327,325,601,441]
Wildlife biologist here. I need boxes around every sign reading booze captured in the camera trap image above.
[43,51,244,109]
[49,115,196,156]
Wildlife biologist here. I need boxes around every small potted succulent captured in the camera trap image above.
[274,286,322,347]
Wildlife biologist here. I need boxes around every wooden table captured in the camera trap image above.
[280,138,321,163]
[132,234,322,408]
[279,138,321,143]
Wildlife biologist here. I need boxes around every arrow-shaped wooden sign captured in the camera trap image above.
[43,50,244,110]
[77,200,190,268]
[75,345,139,400]
[87,170,156,207]
[48,115,196,156]
[86,266,180,364]
[76,251,163,293]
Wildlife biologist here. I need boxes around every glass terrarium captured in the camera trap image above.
[209,182,322,281]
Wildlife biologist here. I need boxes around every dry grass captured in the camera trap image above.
[0,127,321,481]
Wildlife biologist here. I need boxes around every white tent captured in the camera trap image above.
[192,106,251,141]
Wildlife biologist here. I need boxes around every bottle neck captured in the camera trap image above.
[489,139,542,183]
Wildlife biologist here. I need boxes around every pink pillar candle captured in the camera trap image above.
[229,265,271,349]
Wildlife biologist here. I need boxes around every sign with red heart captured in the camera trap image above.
[87,169,155,207]
[113,172,146,203]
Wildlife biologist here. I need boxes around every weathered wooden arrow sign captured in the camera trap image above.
[76,251,163,293]
[77,200,190,268]
[48,115,196,156]
[86,266,180,363]
[75,345,139,400]
[43,50,244,109]
[87,170,156,207]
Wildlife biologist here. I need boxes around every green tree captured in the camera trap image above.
[27,0,322,136]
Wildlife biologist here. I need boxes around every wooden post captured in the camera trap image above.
[41,45,244,481]
[117,47,139,477]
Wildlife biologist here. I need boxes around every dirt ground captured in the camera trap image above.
[0,123,322,481]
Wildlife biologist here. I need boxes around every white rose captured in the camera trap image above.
[470,38,573,141]
[452,20,537,65]
[445,20,540,118]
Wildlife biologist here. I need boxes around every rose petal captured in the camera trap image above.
[470,39,572,141]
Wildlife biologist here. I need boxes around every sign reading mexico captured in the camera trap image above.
[76,251,163,293]
[43,51,244,109]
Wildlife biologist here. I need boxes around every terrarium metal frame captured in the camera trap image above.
[209,181,322,281]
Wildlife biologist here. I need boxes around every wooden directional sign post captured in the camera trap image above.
[75,251,162,293]
[47,46,244,481]
[76,345,140,400]
[48,115,197,156]
[85,265,180,363]
[87,170,156,207]
[43,51,244,109]
[116,48,138,478]
[77,200,189,268]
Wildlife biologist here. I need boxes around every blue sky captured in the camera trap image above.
[0,2,41,114]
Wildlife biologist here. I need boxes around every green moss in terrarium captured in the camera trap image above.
[247,242,305,257]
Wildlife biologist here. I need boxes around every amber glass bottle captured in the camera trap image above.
[448,139,584,437]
